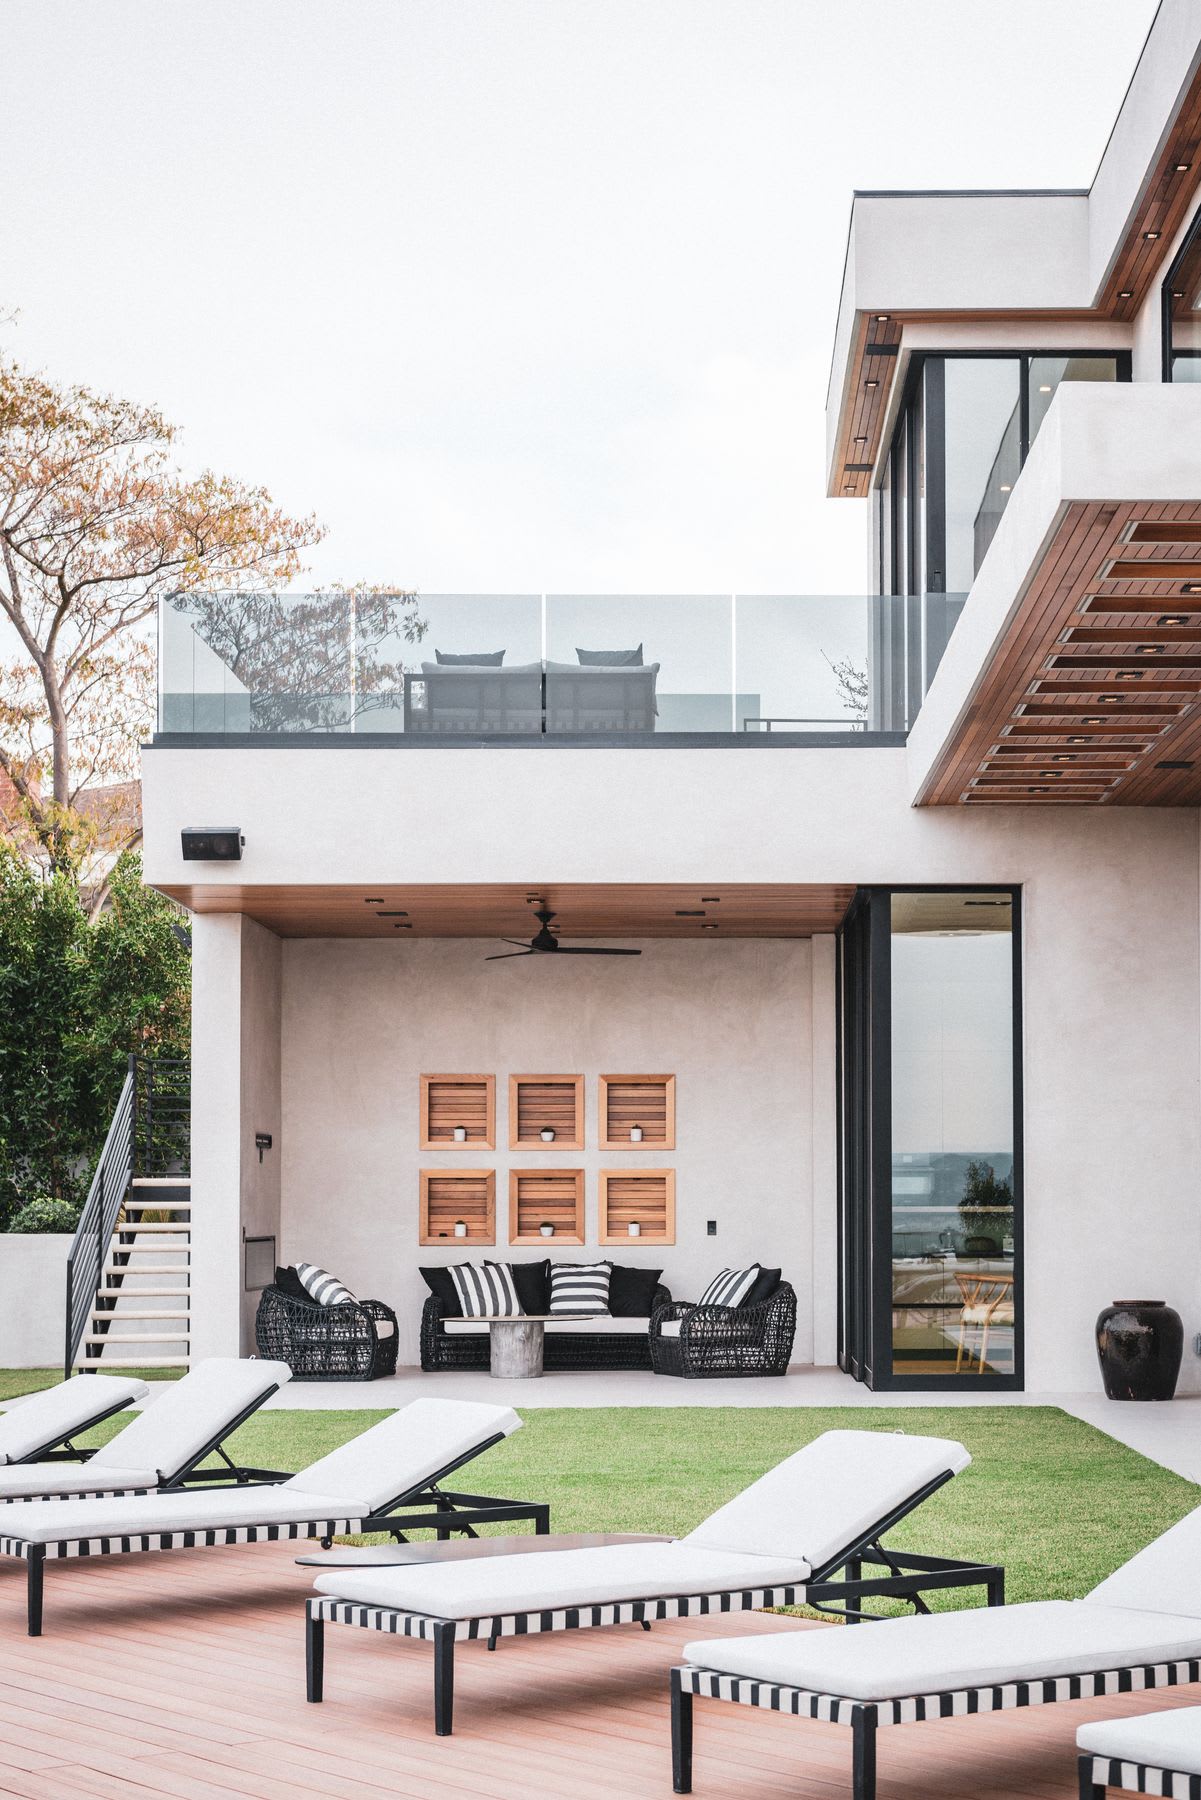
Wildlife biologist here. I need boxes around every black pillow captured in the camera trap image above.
[435,649,505,665]
[576,644,643,666]
[741,1267,782,1308]
[509,1259,551,1315]
[419,1266,463,1316]
[607,1264,663,1317]
[274,1265,314,1303]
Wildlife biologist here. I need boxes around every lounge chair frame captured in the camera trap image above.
[2,1430,548,1635]
[305,1469,1003,1735]
[1080,1749,1201,1797]
[671,1652,1201,1800]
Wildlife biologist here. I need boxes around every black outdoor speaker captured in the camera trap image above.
[181,827,244,862]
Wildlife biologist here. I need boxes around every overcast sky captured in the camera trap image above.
[4,0,1157,595]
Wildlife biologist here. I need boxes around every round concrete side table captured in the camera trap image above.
[476,1314,588,1378]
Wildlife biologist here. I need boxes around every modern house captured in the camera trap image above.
[132,0,1201,1395]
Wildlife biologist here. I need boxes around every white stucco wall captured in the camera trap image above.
[278,937,824,1369]
[0,1237,74,1367]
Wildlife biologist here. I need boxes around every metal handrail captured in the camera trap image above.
[64,1058,135,1377]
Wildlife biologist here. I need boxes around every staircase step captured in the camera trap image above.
[91,1309,189,1321]
[130,1177,191,1187]
[101,1285,190,1297]
[115,1224,189,1235]
[105,1265,190,1277]
[80,1356,190,1369]
[85,1328,190,1344]
[125,1202,191,1213]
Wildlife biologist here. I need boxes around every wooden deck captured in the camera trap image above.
[0,1542,1197,1798]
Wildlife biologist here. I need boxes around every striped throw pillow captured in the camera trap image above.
[549,1261,613,1316]
[697,1265,761,1309]
[450,1262,523,1319]
[295,1262,358,1307]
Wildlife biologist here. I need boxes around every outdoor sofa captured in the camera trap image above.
[305,1428,1000,1735]
[403,661,660,735]
[421,1261,671,1371]
[0,1358,289,1501]
[0,1397,543,1634]
[0,1372,149,1467]
[1078,1704,1201,1797]
[671,1502,1201,1800]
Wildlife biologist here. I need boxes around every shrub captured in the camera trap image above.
[8,1195,81,1234]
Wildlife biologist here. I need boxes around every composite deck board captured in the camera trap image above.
[1,1543,1200,1797]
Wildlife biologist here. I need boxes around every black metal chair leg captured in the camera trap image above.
[671,1669,693,1794]
[988,1567,1006,1607]
[535,1505,551,1534]
[27,1548,45,1638]
[306,1606,324,1701]
[846,1556,863,1623]
[1077,1757,1106,1799]
[852,1706,877,1800]
[433,1622,455,1736]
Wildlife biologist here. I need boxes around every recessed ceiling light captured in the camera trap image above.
[875,314,891,322]
[393,922,412,929]
[700,896,721,902]
[1067,735,1092,742]
[1136,644,1165,654]
[1144,231,1161,241]
[999,484,1012,492]
[1051,754,1077,762]
[1158,614,1190,626]
[1176,163,1191,173]
[854,434,868,442]
[1174,290,1186,299]
[1099,695,1121,704]
[1183,583,1201,594]
[1038,384,1052,393]
[1115,670,1146,680]
[701,923,719,931]
[365,897,384,904]
[1028,786,1051,793]
[864,378,879,389]
[675,910,706,917]
[1119,289,1133,299]
[1039,770,1064,778]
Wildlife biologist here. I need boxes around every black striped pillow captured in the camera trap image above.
[697,1265,761,1309]
[450,1262,523,1319]
[295,1262,358,1307]
[549,1261,612,1316]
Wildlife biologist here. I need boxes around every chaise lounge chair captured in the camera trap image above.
[0,1372,149,1466]
[671,1503,1201,1800]
[0,1359,291,1502]
[0,1397,540,1635]
[1078,1704,1201,1797]
[305,1428,1000,1735]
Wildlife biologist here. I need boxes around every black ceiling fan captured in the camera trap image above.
[485,906,641,962]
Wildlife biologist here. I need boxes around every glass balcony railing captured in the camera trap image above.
[157,591,966,739]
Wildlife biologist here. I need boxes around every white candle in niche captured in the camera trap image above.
[628,1221,641,1237]
[540,1127,555,1142]
[540,1222,555,1238]
[453,1126,467,1143]
[630,1125,643,1143]
[454,1220,467,1239]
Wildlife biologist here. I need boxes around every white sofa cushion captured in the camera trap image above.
[684,1600,1201,1701]
[686,1429,970,1569]
[0,1374,149,1464]
[1087,1504,1201,1619]
[312,1540,809,1619]
[0,1461,160,1499]
[89,1358,291,1482]
[283,1397,521,1510]
[442,1316,651,1336]
[5,1482,363,1545]
[1078,1704,1201,1774]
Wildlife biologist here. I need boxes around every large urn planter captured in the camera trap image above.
[1095,1301,1183,1401]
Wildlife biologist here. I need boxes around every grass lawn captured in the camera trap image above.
[2,1377,1196,1610]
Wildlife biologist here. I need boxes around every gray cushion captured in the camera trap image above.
[576,644,643,666]
[434,649,504,665]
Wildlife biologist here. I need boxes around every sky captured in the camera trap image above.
[3,0,1158,596]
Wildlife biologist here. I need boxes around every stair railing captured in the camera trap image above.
[63,1058,137,1377]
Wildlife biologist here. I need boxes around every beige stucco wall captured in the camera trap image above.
[277,937,825,1370]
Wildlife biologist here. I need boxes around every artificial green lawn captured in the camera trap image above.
[1,1376,1196,1610]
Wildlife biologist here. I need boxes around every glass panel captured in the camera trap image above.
[1166,212,1201,381]
[942,359,1021,588]
[1028,356,1118,443]
[545,595,730,733]
[889,891,1016,1378]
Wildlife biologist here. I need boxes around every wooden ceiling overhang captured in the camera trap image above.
[916,502,1201,806]
[830,64,1201,500]
[157,882,858,939]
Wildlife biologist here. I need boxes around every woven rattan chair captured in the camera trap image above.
[255,1285,399,1381]
[650,1281,797,1377]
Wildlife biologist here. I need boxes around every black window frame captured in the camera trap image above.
[1162,203,1201,382]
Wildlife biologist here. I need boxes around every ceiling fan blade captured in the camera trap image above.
[484,949,536,960]
[555,946,642,956]
[498,939,534,948]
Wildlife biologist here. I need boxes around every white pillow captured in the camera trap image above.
[451,1262,523,1319]
[697,1265,761,1309]
[295,1262,357,1307]
[549,1262,612,1317]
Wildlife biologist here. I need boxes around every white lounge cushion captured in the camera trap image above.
[686,1430,970,1568]
[312,1540,810,1619]
[442,1316,651,1336]
[0,1374,149,1464]
[88,1358,291,1483]
[0,1462,159,1499]
[684,1601,1201,1702]
[283,1398,521,1510]
[1078,1704,1201,1774]
[1088,1505,1201,1619]
[5,1482,364,1545]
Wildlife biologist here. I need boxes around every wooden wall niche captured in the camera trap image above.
[420,1171,496,1246]
[599,1074,675,1150]
[420,1075,495,1150]
[599,1170,676,1246]
[508,1169,585,1246]
[509,1075,584,1150]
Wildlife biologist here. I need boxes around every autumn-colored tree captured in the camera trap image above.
[0,355,323,892]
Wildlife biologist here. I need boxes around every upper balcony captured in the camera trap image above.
[156,590,966,747]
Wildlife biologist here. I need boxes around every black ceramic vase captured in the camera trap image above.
[1095,1301,1183,1401]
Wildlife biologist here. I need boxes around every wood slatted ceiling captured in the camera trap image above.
[509,1169,585,1244]
[419,1170,495,1245]
[511,1076,584,1150]
[598,1170,675,1246]
[918,499,1201,805]
[157,883,857,937]
[830,314,901,498]
[600,1075,675,1150]
[420,1076,494,1149]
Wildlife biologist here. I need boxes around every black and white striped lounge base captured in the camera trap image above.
[1078,1704,1201,1797]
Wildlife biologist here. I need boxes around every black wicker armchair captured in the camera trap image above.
[420,1286,672,1373]
[255,1285,399,1381]
[649,1281,797,1377]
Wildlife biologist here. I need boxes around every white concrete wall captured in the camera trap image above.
[0,1237,73,1367]
[278,938,824,1368]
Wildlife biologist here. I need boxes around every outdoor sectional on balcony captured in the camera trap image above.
[403,661,660,735]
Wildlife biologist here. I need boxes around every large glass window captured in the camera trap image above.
[1163,205,1201,381]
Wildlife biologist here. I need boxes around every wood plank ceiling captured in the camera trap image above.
[158,882,857,938]
[917,504,1201,805]
[830,62,1201,498]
